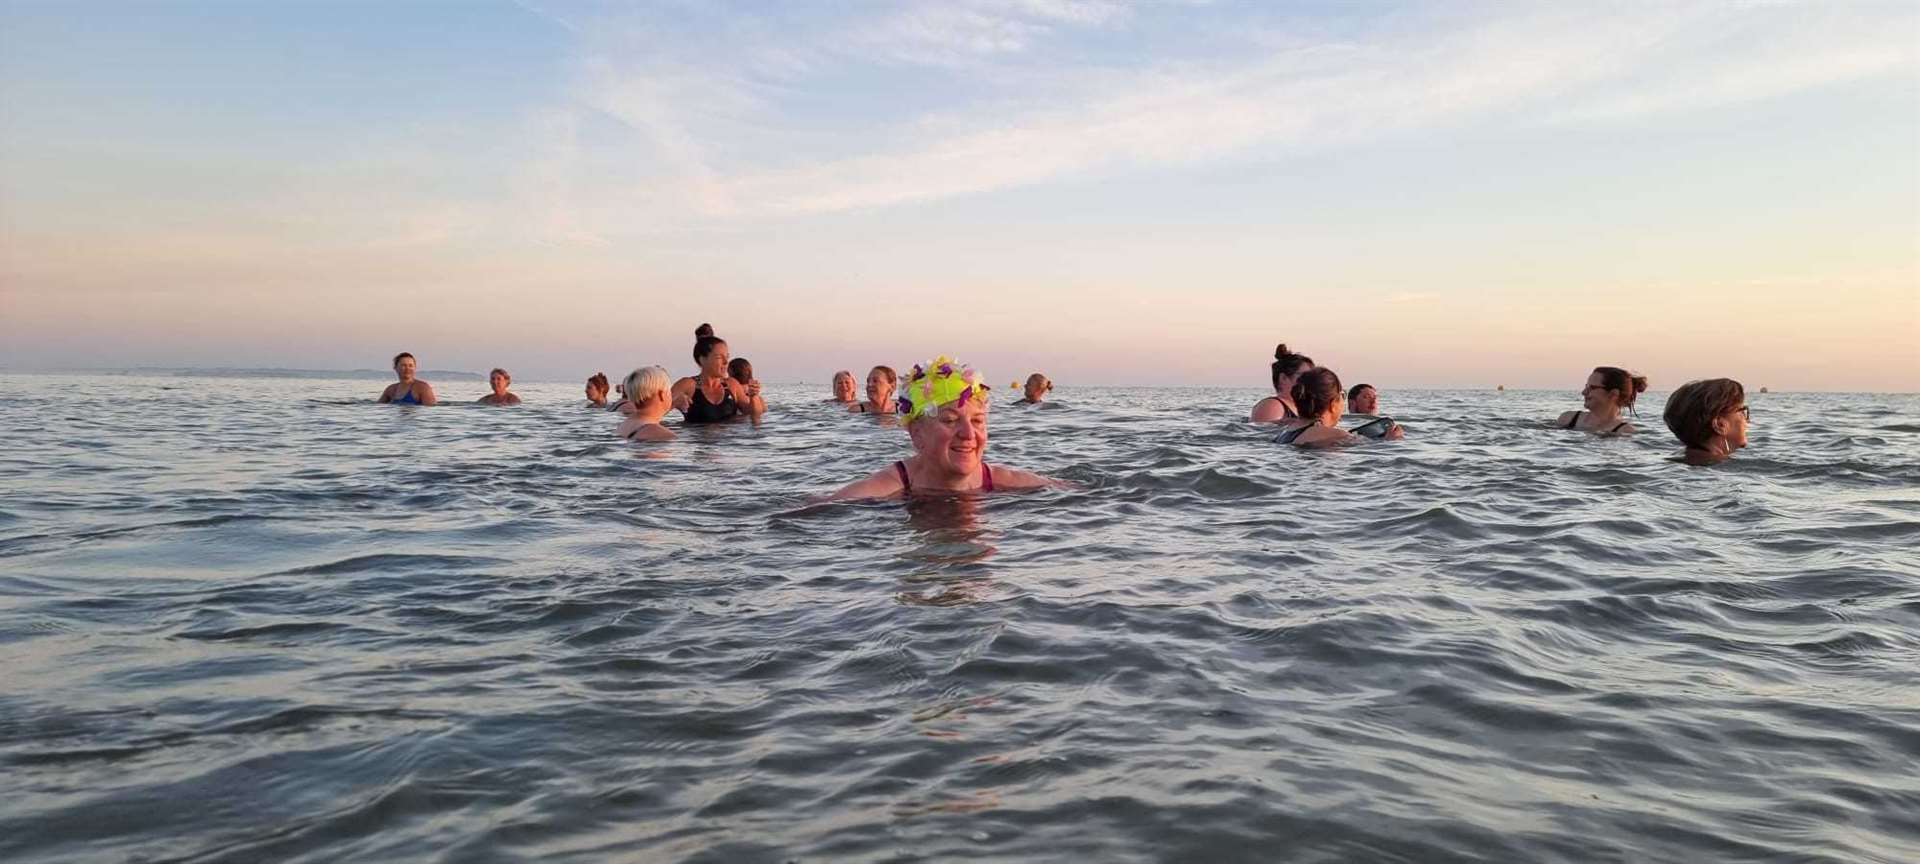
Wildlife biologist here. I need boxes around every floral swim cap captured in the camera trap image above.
[899,355,989,422]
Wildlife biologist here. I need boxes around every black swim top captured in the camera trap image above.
[684,381,739,424]
[1274,423,1314,445]
[1258,396,1300,421]
[1564,411,1629,434]
[894,460,994,494]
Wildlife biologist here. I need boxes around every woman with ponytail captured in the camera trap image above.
[1251,344,1314,423]
[1556,367,1648,435]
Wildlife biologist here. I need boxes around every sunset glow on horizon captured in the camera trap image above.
[2,1,1916,392]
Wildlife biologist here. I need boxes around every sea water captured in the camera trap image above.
[2,374,1916,862]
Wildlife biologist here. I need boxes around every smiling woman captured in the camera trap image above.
[830,355,1055,500]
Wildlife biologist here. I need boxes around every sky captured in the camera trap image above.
[1,0,1916,391]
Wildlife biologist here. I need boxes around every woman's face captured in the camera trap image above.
[832,373,857,402]
[491,371,510,395]
[394,356,417,381]
[700,341,731,377]
[1715,404,1750,451]
[1350,386,1378,415]
[1582,372,1619,412]
[867,369,895,405]
[910,397,989,478]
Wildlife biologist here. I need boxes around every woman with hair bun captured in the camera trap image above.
[1251,344,1314,422]
[1556,366,1648,435]
[670,323,765,423]
[1273,367,1404,448]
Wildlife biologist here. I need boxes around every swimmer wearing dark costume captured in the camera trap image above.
[894,460,994,493]
[684,383,740,424]
[1273,423,1313,445]
[1563,411,1629,435]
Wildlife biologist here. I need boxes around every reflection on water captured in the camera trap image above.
[1,375,1917,863]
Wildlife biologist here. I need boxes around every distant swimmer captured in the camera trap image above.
[1016,373,1052,405]
[1664,378,1748,465]
[830,356,1056,500]
[852,365,899,415]
[1556,367,1648,435]
[1274,368,1404,447]
[476,368,522,405]
[1251,344,1313,422]
[616,366,675,442]
[671,324,765,424]
[377,352,438,405]
[585,372,611,408]
[827,370,858,404]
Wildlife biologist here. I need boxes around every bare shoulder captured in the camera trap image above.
[989,464,1059,490]
[1604,421,1636,436]
[417,381,438,405]
[1250,397,1282,423]
[378,383,397,402]
[829,466,906,501]
[1554,410,1577,426]
[1295,427,1358,448]
[631,423,675,442]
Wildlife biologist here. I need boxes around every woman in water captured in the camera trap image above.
[1251,344,1313,422]
[1274,367,1404,448]
[476,368,522,405]
[377,352,438,405]
[1556,366,1647,435]
[617,366,676,442]
[585,372,611,408]
[670,324,765,423]
[830,356,1055,499]
[827,370,858,404]
[1663,378,1748,465]
[1017,373,1052,405]
[851,365,899,414]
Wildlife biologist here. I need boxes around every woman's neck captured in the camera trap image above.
[1586,403,1622,425]
[906,454,975,490]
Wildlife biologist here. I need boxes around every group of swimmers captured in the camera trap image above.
[376,327,1757,497]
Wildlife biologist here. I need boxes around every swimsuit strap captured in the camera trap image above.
[982,463,994,492]
[1564,410,1583,430]
[893,460,912,493]
[1609,421,1629,434]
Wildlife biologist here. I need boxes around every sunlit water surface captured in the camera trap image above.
[2,375,1917,863]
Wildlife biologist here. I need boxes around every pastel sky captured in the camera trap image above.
[2,1,1916,391]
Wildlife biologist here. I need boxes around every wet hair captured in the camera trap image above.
[392,352,415,368]
[1593,366,1649,413]
[623,366,671,404]
[869,365,898,385]
[1291,367,1344,418]
[587,372,609,393]
[489,367,510,382]
[693,323,726,363]
[1663,378,1744,449]
[728,358,753,384]
[1347,383,1375,403]
[1271,344,1314,392]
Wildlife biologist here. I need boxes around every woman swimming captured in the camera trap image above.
[616,366,676,442]
[377,352,438,405]
[830,356,1055,499]
[1664,378,1748,465]
[1274,367,1404,448]
[1251,344,1313,422]
[585,372,612,408]
[476,368,522,405]
[1556,366,1647,435]
[670,324,765,424]
[827,370,858,404]
[851,366,899,414]
[1017,373,1052,405]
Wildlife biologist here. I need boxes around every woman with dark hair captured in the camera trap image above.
[671,324,765,423]
[1251,344,1313,422]
[1556,366,1648,435]
[1664,378,1748,465]
[1273,368,1403,448]
[377,352,438,405]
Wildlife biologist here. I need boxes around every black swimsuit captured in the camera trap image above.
[1258,397,1300,421]
[685,383,739,424]
[1274,423,1315,445]
[1564,411,1629,434]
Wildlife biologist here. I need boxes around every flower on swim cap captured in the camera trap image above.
[901,355,989,422]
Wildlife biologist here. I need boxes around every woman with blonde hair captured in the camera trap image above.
[617,366,675,442]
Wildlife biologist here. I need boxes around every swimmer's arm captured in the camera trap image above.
[827,468,906,502]
[732,380,766,416]
[670,377,694,413]
[992,465,1068,490]
[378,384,394,403]
[417,381,438,406]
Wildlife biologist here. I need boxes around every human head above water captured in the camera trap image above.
[867,365,898,403]
[1023,373,1052,401]
[392,352,417,379]
[1663,378,1747,451]
[728,357,753,384]
[831,370,856,400]
[623,365,672,407]
[901,356,991,476]
[692,324,729,374]
[1588,366,1649,414]
[1271,344,1314,394]
[1292,367,1345,420]
[1347,383,1377,415]
[489,368,511,392]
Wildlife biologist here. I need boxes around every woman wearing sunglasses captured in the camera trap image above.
[1663,378,1750,465]
[1556,366,1648,435]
